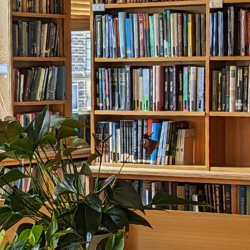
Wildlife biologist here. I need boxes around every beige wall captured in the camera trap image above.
[0,0,13,119]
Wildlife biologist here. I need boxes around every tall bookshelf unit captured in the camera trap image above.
[91,0,250,249]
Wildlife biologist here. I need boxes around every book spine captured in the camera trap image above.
[118,12,127,58]
[125,65,131,110]
[229,65,236,112]
[209,13,213,56]
[183,66,189,112]
[149,15,155,57]
[197,67,205,112]
[153,13,159,57]
[133,13,139,58]
[195,14,201,57]
[164,67,169,111]
[243,67,249,112]
[239,185,246,215]
[159,13,164,57]
[201,14,206,56]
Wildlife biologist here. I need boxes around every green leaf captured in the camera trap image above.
[40,132,57,146]
[18,229,32,242]
[87,154,99,164]
[10,240,28,250]
[0,206,14,225]
[31,245,40,250]
[79,162,92,176]
[74,194,102,243]
[101,207,129,234]
[121,208,152,230]
[92,133,102,145]
[54,228,74,239]
[56,207,77,220]
[0,169,29,187]
[107,180,144,212]
[4,133,34,159]
[56,233,85,250]
[46,214,58,248]
[61,119,87,129]
[0,121,23,147]
[23,106,50,150]
[71,138,88,148]
[150,191,212,207]
[2,241,10,250]
[57,127,80,141]
[54,175,77,197]
[0,229,5,245]
[31,225,43,246]
[0,151,19,162]
[97,175,115,193]
[1,212,23,231]
[97,231,125,250]
[63,147,77,156]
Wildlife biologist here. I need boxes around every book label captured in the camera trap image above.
[0,64,8,74]
[92,4,105,12]
[209,0,223,9]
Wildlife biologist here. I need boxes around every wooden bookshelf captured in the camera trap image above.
[90,0,250,249]
[12,57,67,62]
[12,12,67,18]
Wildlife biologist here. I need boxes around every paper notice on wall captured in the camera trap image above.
[209,0,223,8]
[0,64,8,74]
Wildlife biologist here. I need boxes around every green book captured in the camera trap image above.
[149,15,155,57]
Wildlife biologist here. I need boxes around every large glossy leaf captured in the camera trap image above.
[56,207,77,220]
[74,194,102,243]
[79,162,92,176]
[63,147,78,157]
[87,154,99,164]
[56,127,80,141]
[54,175,77,197]
[10,240,28,250]
[1,212,23,231]
[101,207,129,234]
[40,132,57,146]
[55,233,85,250]
[97,175,115,193]
[46,215,58,248]
[4,133,34,159]
[151,191,211,207]
[107,180,144,212]
[23,106,50,150]
[0,121,23,147]
[121,208,152,230]
[0,151,19,162]
[0,169,29,187]
[10,191,42,216]
[96,231,125,250]
[0,206,15,225]
[61,119,87,129]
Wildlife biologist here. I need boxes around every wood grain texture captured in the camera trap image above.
[124,210,250,250]
[0,0,13,118]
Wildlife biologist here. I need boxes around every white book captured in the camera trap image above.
[197,67,205,112]
[153,14,159,57]
[189,67,197,111]
[229,65,236,112]
[109,122,113,163]
[116,128,120,163]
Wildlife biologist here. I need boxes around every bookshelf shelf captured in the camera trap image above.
[104,0,206,9]
[209,112,250,117]
[13,57,66,62]
[91,165,250,185]
[14,100,67,106]
[94,110,206,117]
[94,57,206,63]
[210,56,250,61]
[12,12,66,19]
[223,0,250,4]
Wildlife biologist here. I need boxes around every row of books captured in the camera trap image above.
[94,0,190,3]
[95,120,195,165]
[129,180,250,215]
[12,21,59,57]
[211,66,250,112]
[0,162,86,198]
[13,66,66,102]
[210,7,250,56]
[15,111,61,127]
[13,0,62,14]
[94,11,206,58]
[72,113,91,146]
[96,65,205,112]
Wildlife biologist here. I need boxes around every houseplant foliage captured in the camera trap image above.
[0,106,208,250]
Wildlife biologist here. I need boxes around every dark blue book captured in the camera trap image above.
[129,13,134,58]
[132,121,138,163]
[108,15,113,58]
[213,12,218,56]
[56,66,66,100]
[240,185,246,215]
[223,184,231,214]
[150,122,162,165]
[209,13,214,56]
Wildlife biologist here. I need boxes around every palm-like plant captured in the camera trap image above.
[0,107,208,250]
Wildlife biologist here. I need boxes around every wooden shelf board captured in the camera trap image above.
[223,0,250,3]
[94,57,206,63]
[104,0,206,9]
[210,56,250,61]
[209,112,250,117]
[1,148,91,167]
[14,100,67,106]
[91,165,250,184]
[94,110,205,117]
[211,167,250,173]
[12,12,66,18]
[13,57,66,62]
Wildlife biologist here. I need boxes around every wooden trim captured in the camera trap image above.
[13,57,66,61]
[14,101,67,106]
[12,12,66,18]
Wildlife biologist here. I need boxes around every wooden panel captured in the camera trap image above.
[124,210,250,250]
[71,18,90,31]
[71,0,90,16]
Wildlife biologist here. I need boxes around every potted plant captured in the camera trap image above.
[0,107,208,250]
